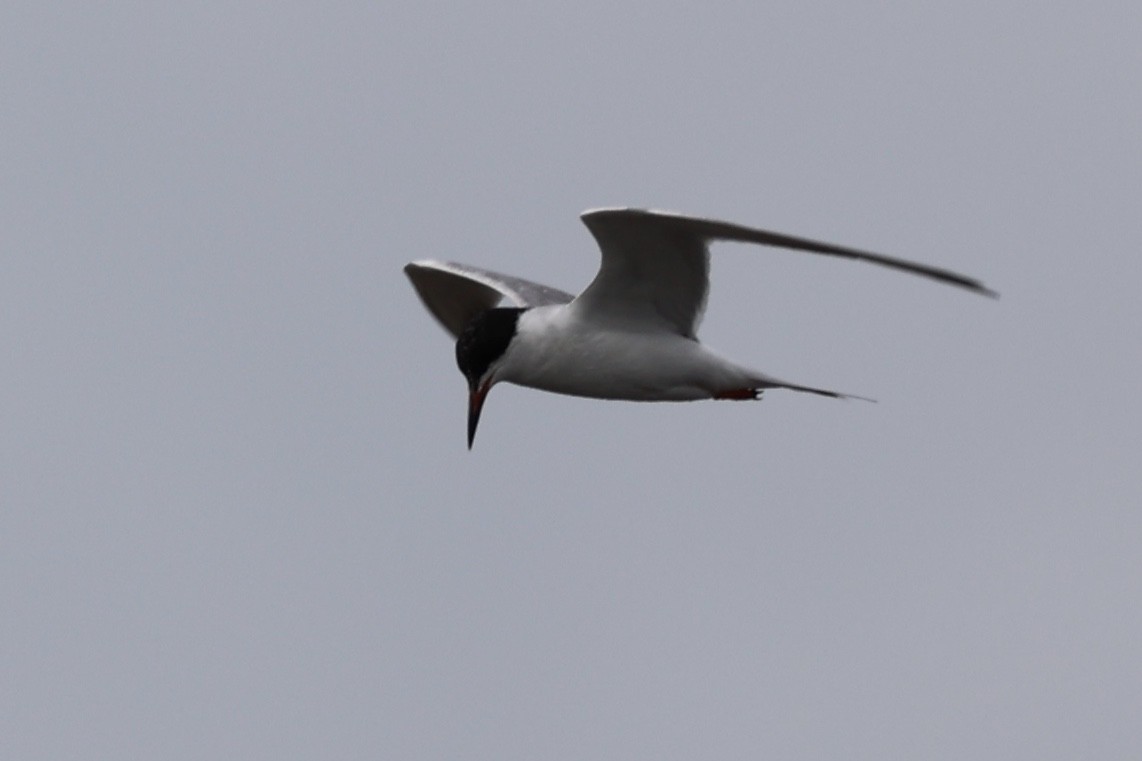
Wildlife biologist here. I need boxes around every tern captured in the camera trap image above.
[404,208,996,448]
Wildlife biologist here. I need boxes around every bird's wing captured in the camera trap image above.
[574,208,997,338]
[404,260,576,338]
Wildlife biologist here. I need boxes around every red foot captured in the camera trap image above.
[714,388,761,400]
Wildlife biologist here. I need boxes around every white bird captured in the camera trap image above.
[404,208,996,448]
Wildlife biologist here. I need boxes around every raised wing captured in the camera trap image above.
[404,260,575,338]
[575,208,997,339]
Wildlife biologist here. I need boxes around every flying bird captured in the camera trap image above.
[404,208,996,448]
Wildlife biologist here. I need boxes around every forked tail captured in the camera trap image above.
[744,371,877,403]
[769,380,876,402]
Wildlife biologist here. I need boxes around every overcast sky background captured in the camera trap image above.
[3,2,1141,759]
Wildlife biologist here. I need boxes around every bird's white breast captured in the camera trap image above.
[497,305,755,401]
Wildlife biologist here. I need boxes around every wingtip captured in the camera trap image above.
[961,279,999,299]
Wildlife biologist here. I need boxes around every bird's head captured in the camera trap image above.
[455,307,525,449]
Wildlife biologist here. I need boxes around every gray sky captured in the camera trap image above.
[3,2,1141,759]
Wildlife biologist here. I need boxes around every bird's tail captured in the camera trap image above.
[753,373,877,403]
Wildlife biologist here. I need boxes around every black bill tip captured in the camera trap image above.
[467,382,490,450]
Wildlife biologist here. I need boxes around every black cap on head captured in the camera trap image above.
[455,307,525,448]
[456,308,525,386]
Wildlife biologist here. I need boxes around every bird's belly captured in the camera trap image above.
[505,332,743,402]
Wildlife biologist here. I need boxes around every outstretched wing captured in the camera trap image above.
[404,260,576,338]
[574,208,997,339]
